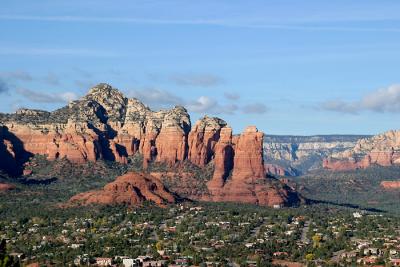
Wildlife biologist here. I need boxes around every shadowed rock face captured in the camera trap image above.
[323,130,400,171]
[0,83,302,207]
[0,124,31,176]
[69,172,176,207]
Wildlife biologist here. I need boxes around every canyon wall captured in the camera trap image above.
[264,135,367,175]
[323,130,400,171]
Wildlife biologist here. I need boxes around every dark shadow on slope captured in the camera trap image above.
[18,177,58,185]
[307,198,386,213]
[0,126,33,177]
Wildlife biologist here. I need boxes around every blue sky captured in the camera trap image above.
[1,0,400,135]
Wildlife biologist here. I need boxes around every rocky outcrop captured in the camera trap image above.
[264,135,367,174]
[0,183,16,192]
[206,126,303,207]
[207,127,234,192]
[0,84,191,167]
[3,121,102,164]
[323,130,400,171]
[381,181,400,190]
[265,164,287,176]
[69,172,176,207]
[187,116,227,167]
[0,83,302,207]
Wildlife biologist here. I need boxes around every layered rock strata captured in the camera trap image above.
[323,130,400,171]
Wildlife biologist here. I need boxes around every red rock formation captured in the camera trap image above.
[4,121,101,164]
[0,83,302,207]
[380,181,400,190]
[0,183,16,192]
[207,127,233,193]
[231,126,265,179]
[188,116,227,167]
[205,126,301,207]
[324,130,400,171]
[265,164,287,176]
[69,172,176,207]
[155,126,187,166]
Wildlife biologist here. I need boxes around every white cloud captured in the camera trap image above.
[320,84,400,114]
[127,87,184,107]
[16,88,78,103]
[186,96,217,112]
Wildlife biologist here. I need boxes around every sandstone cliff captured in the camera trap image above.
[69,172,176,207]
[323,130,400,171]
[0,83,302,207]
[264,135,367,175]
[380,181,400,190]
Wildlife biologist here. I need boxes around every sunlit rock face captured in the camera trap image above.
[68,172,176,207]
[323,130,400,171]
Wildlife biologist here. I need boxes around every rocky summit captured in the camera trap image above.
[0,83,302,207]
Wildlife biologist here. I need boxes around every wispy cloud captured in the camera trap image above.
[0,70,33,94]
[16,88,78,103]
[0,47,118,57]
[0,79,9,93]
[169,73,223,87]
[186,96,238,114]
[241,103,268,114]
[320,84,400,114]
[2,15,400,32]
[0,70,32,81]
[43,72,60,86]
[224,92,240,100]
[127,87,184,107]
[126,87,239,115]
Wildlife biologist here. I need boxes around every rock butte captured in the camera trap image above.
[0,83,302,207]
[323,130,400,171]
[69,172,176,207]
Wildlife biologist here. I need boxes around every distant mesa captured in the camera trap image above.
[0,83,303,207]
[323,130,400,171]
